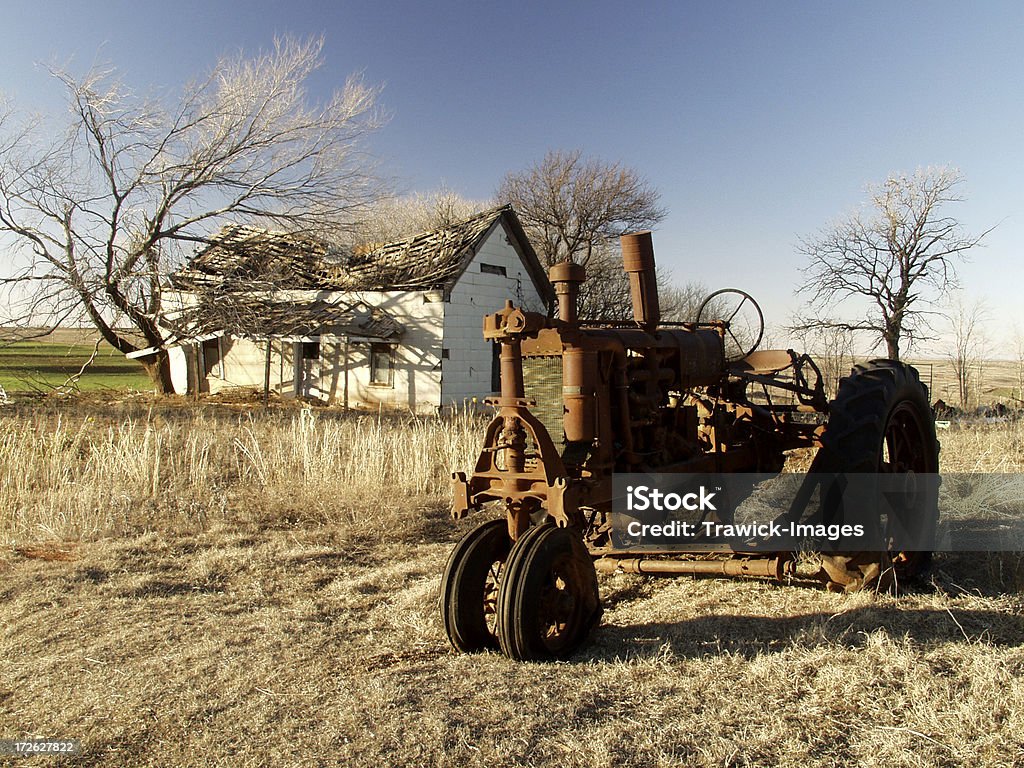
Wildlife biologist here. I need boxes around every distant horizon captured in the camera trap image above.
[5,323,1021,370]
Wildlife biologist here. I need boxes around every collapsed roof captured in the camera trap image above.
[171,205,552,302]
[167,297,403,342]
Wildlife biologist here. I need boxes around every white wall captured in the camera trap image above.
[442,220,547,407]
[168,346,188,394]
[318,289,444,414]
[168,288,445,414]
[205,336,291,394]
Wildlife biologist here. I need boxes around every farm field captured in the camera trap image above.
[1,406,1022,766]
[902,357,1022,409]
[0,329,151,394]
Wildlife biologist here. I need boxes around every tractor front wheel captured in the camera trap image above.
[440,518,511,652]
[497,524,602,661]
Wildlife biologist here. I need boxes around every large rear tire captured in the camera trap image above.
[440,519,511,652]
[497,524,602,661]
[813,360,939,592]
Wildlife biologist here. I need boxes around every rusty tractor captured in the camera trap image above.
[440,232,939,661]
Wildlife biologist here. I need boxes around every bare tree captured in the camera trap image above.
[0,36,386,392]
[343,187,491,248]
[946,296,990,410]
[659,280,716,322]
[496,149,668,320]
[794,168,989,360]
[574,251,633,320]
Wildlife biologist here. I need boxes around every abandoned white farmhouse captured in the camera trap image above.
[157,206,552,413]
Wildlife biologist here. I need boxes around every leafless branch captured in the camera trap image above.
[54,337,102,396]
[0,35,387,392]
[945,295,990,409]
[796,167,988,360]
[336,187,491,248]
[496,149,666,320]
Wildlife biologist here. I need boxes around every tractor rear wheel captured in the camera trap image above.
[497,524,602,661]
[813,360,939,592]
[440,518,511,652]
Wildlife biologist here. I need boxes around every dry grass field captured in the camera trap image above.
[1,404,1023,767]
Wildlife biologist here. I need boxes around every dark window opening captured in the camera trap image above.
[441,348,450,359]
[202,338,222,378]
[480,263,507,276]
[490,342,500,393]
[371,343,395,387]
[302,341,320,360]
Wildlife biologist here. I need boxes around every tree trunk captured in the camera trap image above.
[139,351,175,394]
[885,333,900,361]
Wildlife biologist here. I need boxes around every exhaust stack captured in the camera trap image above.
[549,261,586,323]
[620,231,660,332]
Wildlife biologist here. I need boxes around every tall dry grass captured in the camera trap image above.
[1,405,1022,544]
[3,407,1024,767]
[936,421,1024,472]
[0,406,485,543]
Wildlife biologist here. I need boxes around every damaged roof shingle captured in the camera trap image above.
[163,298,403,344]
[172,205,545,295]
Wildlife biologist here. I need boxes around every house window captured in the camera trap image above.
[370,343,395,387]
[302,341,320,359]
[480,263,507,276]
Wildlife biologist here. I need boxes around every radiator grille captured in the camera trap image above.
[522,356,564,444]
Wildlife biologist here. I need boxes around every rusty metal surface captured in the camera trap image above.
[444,230,938,660]
[621,231,660,331]
[593,555,794,580]
[453,231,829,555]
[549,261,586,324]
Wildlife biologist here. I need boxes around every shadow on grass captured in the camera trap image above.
[588,601,1024,662]
[933,551,1024,596]
[381,500,470,547]
[118,579,227,598]
[76,566,110,584]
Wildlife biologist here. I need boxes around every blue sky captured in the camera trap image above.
[1,1,1022,354]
